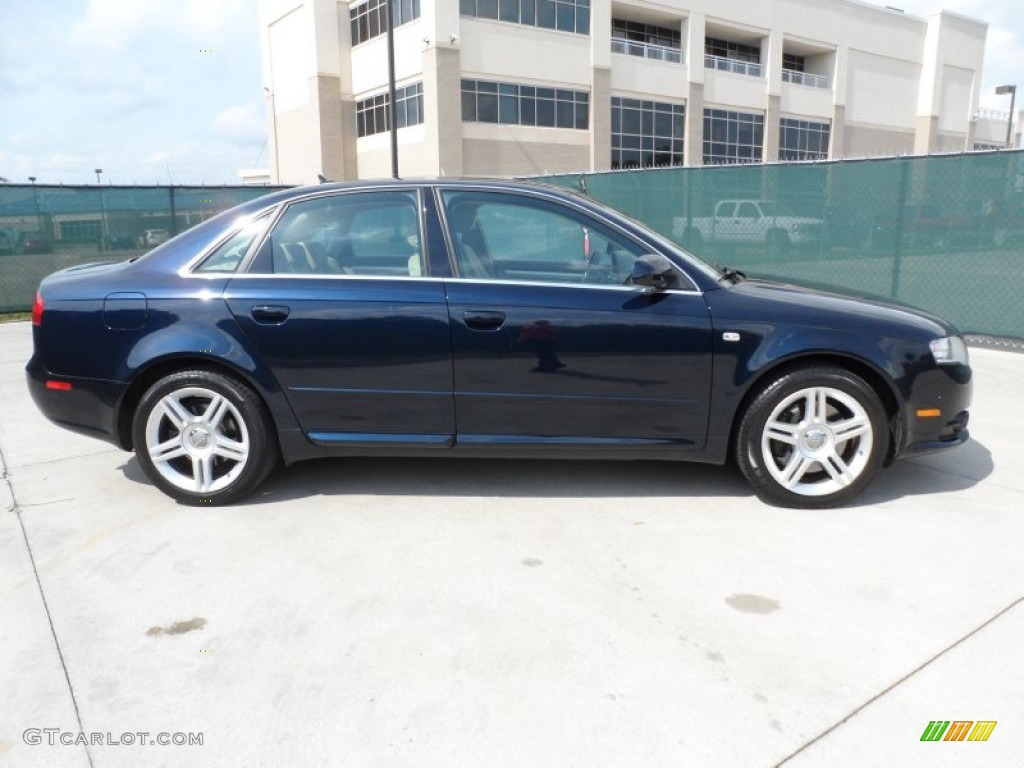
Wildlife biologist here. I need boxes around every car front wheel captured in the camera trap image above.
[132,370,278,505]
[736,366,888,508]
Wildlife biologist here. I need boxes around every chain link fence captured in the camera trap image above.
[4,157,1023,339]
[541,150,1024,339]
[0,185,288,312]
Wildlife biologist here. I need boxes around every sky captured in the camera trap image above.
[0,0,267,186]
[0,0,1020,186]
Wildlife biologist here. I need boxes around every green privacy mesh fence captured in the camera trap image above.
[0,185,288,312]
[4,156,1023,338]
[541,150,1024,339]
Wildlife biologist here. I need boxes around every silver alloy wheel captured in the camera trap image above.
[144,386,251,494]
[759,385,874,497]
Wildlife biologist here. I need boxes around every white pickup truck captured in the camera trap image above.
[672,199,824,250]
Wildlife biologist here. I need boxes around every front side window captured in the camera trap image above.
[441,190,661,286]
[257,192,423,277]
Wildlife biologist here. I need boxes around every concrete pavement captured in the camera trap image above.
[1,319,1022,767]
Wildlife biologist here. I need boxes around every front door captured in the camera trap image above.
[439,188,713,450]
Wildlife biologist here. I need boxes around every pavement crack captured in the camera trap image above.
[771,595,1024,767]
[6,447,123,472]
[1,443,95,768]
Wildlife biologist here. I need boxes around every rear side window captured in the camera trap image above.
[257,191,424,276]
[193,214,271,273]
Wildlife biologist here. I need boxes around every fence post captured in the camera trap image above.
[890,158,910,298]
[169,186,178,236]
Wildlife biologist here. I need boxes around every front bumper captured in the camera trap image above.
[897,363,973,460]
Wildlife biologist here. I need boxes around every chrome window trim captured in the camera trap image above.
[177,181,707,294]
[178,271,695,295]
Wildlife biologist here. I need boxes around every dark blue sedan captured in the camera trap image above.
[26,180,971,507]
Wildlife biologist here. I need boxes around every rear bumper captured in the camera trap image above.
[26,355,127,447]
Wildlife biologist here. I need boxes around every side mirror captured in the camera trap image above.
[631,254,678,291]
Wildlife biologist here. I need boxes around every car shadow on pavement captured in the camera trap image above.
[260,457,754,501]
[852,438,993,507]
[119,453,750,501]
[117,437,992,506]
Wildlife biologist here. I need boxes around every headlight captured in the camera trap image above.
[929,336,969,366]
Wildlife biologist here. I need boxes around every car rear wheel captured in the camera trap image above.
[132,370,278,505]
[735,366,888,508]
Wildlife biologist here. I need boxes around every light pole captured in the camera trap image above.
[996,85,1016,147]
[385,0,399,179]
[93,169,108,249]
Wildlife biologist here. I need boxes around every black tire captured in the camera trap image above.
[132,369,278,505]
[735,366,888,508]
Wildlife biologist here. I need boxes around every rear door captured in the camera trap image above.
[439,188,713,451]
[224,188,454,448]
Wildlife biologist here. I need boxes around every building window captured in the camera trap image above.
[705,37,760,64]
[779,118,830,161]
[350,0,421,47]
[782,53,805,72]
[611,97,684,169]
[461,79,589,129]
[459,0,590,35]
[356,82,424,138]
[611,19,682,62]
[703,108,763,164]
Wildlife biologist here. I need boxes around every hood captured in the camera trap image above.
[721,273,958,337]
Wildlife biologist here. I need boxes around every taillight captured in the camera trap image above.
[32,291,44,326]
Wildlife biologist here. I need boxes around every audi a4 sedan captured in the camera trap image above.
[26,180,972,507]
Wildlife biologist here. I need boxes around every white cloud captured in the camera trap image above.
[213,102,267,145]
[0,0,265,184]
[68,0,165,54]
[182,0,254,33]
